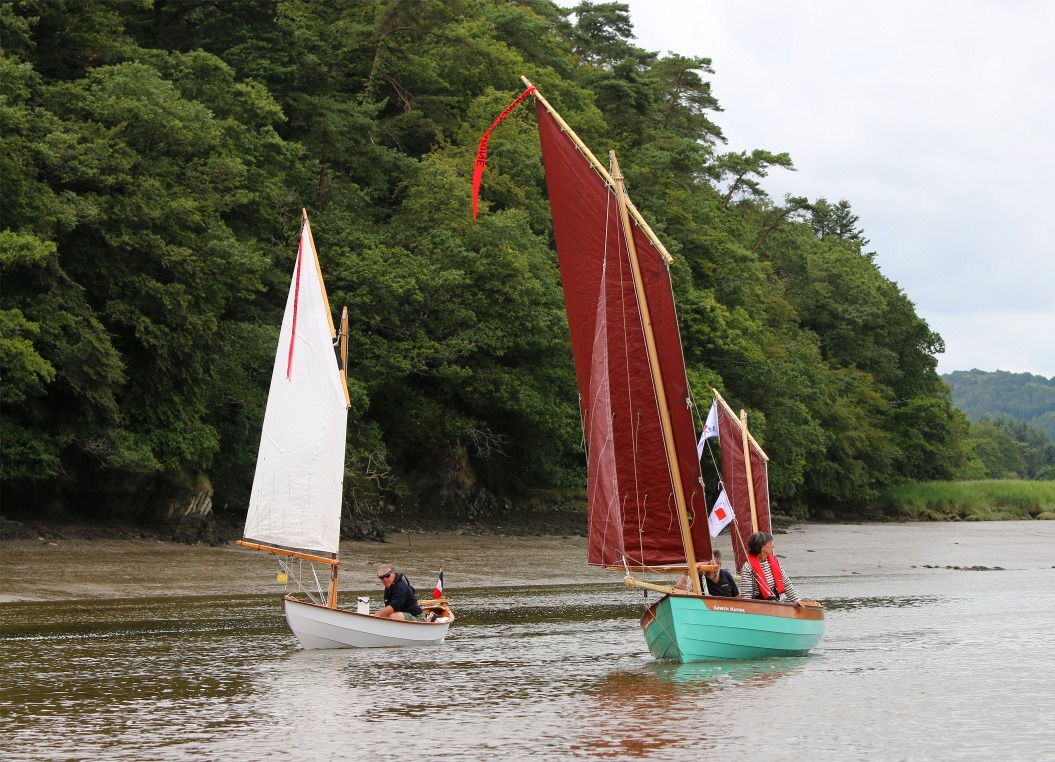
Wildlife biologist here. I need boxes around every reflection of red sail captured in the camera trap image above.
[537,101,710,567]
[714,392,771,570]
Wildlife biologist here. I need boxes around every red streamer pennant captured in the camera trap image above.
[472,85,536,219]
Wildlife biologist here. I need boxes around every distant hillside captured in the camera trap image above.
[943,370,1055,442]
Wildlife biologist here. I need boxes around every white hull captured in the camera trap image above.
[282,596,452,649]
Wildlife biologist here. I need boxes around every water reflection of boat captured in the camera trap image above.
[654,657,802,688]
[583,661,800,757]
[237,212,453,649]
[602,658,801,697]
[478,81,823,661]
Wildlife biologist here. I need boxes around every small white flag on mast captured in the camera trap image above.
[708,489,734,538]
[697,401,719,458]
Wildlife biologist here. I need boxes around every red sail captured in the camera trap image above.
[536,102,710,567]
[714,396,772,570]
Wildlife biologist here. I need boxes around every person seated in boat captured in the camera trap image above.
[739,532,804,608]
[702,549,739,597]
[374,563,424,621]
[673,550,738,596]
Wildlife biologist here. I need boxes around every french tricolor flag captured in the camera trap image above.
[433,569,444,599]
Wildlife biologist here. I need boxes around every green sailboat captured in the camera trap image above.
[504,80,825,661]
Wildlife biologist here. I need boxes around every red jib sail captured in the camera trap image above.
[714,394,772,571]
[535,100,710,567]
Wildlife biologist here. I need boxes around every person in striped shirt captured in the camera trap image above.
[739,531,805,608]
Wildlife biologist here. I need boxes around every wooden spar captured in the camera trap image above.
[301,208,351,408]
[623,577,678,595]
[606,563,717,574]
[741,409,759,533]
[521,77,674,265]
[339,307,350,409]
[610,150,702,595]
[236,539,339,566]
[326,553,339,608]
[712,388,769,461]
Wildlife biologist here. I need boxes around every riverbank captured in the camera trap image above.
[0,500,591,546]
[4,479,1053,546]
[875,479,1055,520]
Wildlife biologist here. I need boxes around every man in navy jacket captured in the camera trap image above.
[374,563,424,620]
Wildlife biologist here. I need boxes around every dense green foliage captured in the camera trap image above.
[944,370,1055,442]
[875,480,1055,522]
[941,370,1055,481]
[965,416,1055,480]
[1,1,974,526]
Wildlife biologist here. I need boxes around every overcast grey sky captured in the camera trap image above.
[620,0,1054,378]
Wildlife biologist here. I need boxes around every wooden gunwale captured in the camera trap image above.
[284,595,454,625]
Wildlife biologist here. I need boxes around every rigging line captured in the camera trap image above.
[704,437,722,482]
[595,252,621,567]
[582,392,590,451]
[689,394,707,439]
[309,559,325,604]
[606,174,648,565]
[730,517,750,569]
[611,175,682,561]
[596,192,619,566]
[638,492,650,564]
[610,171,665,569]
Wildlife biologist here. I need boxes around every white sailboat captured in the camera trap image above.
[238,210,453,649]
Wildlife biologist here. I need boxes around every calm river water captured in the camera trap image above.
[2,522,1055,761]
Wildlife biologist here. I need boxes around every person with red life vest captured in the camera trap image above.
[739,532,805,609]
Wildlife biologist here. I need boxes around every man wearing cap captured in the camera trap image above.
[374,563,424,621]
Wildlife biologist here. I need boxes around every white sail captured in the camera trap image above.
[244,221,348,555]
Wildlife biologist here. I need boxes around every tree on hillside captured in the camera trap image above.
[943,370,1055,443]
[717,149,795,209]
[971,416,1055,480]
[810,197,870,248]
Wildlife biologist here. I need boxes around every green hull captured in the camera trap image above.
[642,594,825,662]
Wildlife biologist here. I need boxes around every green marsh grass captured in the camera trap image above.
[875,480,1055,521]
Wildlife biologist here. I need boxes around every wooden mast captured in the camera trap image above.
[609,150,701,595]
[741,410,759,533]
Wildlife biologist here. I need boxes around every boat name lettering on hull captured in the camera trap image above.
[712,605,746,613]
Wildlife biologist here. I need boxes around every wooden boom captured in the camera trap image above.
[235,540,339,566]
